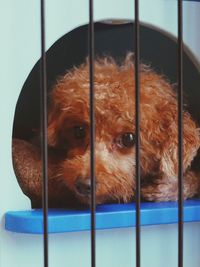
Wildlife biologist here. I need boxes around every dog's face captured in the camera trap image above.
[48,58,137,204]
[48,56,200,205]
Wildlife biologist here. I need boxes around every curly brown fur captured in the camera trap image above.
[12,139,78,207]
[45,54,200,205]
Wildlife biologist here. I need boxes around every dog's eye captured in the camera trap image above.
[74,125,86,139]
[117,132,136,148]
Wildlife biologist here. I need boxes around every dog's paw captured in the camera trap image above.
[141,179,178,202]
[141,170,200,202]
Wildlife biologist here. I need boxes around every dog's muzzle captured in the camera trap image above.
[75,178,92,196]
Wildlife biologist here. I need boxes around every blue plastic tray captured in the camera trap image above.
[5,200,200,234]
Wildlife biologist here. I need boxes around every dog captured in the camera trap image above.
[45,53,200,205]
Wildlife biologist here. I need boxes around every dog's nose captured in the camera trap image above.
[75,178,91,196]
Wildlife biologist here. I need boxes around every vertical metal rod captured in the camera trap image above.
[40,1,49,266]
[178,1,183,267]
[135,1,141,267]
[89,1,96,267]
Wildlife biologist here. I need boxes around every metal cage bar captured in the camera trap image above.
[40,0,49,266]
[177,1,184,267]
[89,1,96,267]
[135,1,141,267]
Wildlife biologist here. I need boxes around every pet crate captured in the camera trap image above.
[1,0,200,267]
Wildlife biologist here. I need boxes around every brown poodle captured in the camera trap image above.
[46,54,200,205]
[13,54,200,206]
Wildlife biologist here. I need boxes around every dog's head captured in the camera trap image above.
[48,55,200,204]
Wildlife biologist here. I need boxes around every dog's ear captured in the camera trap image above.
[160,142,178,178]
[48,104,68,148]
[139,68,200,179]
[12,138,43,203]
[159,112,200,178]
[48,104,59,147]
[47,80,68,148]
[140,103,199,179]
